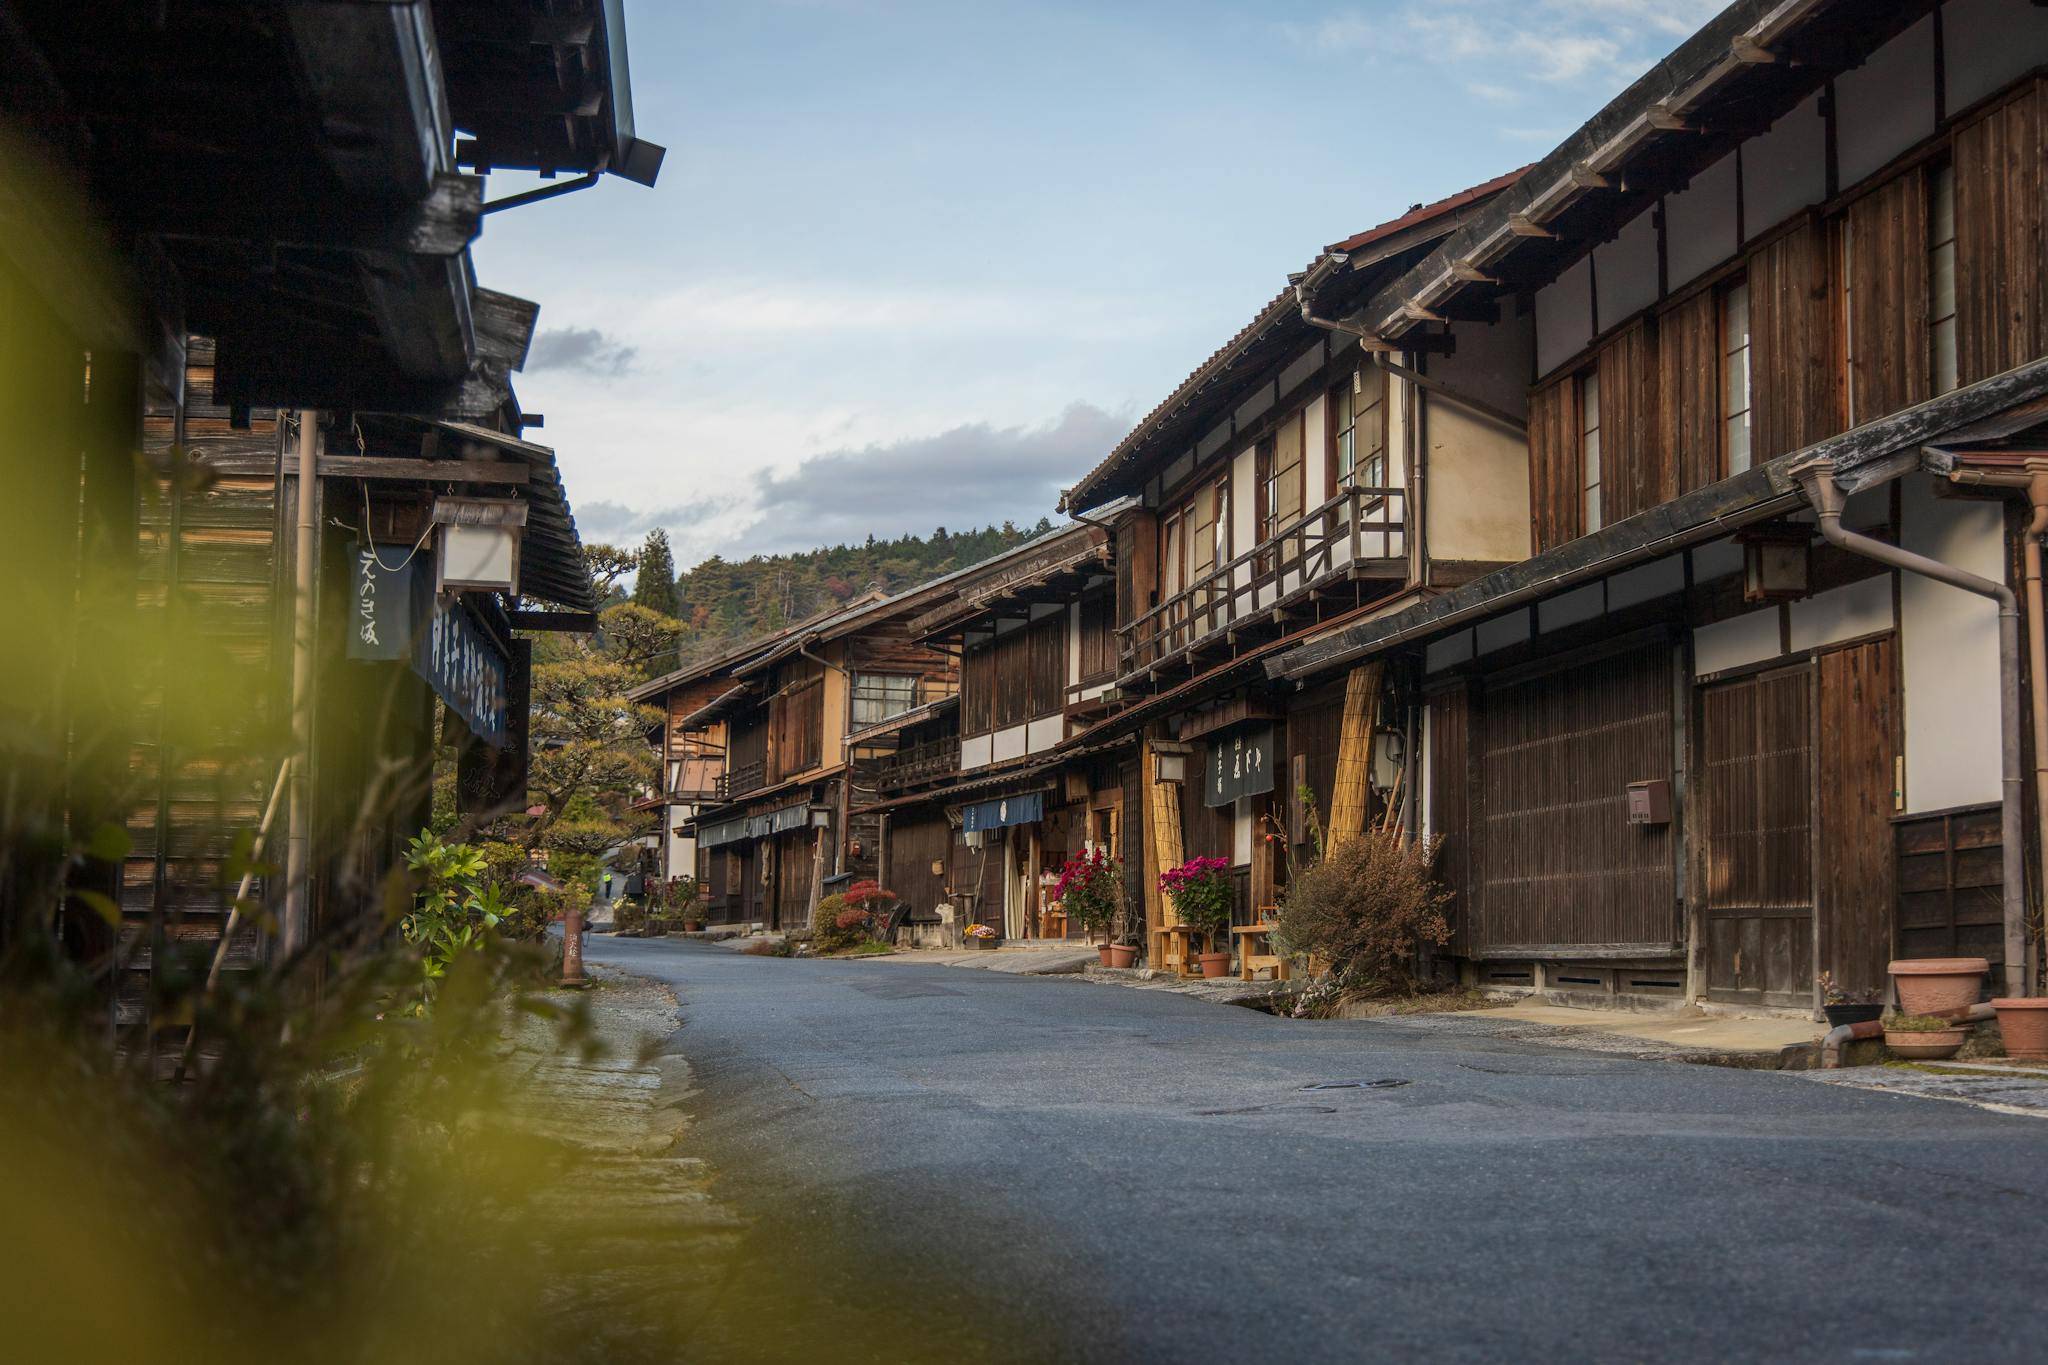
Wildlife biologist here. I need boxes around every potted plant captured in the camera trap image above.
[1991,997,2048,1061]
[1882,1012,1969,1061]
[965,923,999,950]
[1816,971,1884,1028]
[1886,957,1988,1015]
[1160,855,1234,978]
[1051,848,1124,966]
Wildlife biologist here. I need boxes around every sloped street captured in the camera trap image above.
[588,937,2048,1363]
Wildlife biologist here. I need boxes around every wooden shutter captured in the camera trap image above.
[1846,166,1931,422]
[1748,219,1838,459]
[1027,614,1062,718]
[1428,684,1475,955]
[1955,81,2048,384]
[1526,378,1579,552]
[1597,318,1665,523]
[1659,287,1724,493]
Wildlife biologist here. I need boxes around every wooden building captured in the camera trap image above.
[0,2,661,1056]
[1264,0,2048,1010]
[1056,174,1535,966]
[866,522,1130,940]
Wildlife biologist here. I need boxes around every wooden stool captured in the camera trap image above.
[1233,919,1290,982]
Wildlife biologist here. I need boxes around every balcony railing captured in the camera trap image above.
[875,735,959,792]
[715,758,766,802]
[1120,484,1406,675]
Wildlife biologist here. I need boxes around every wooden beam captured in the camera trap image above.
[1569,163,1610,189]
[1449,261,1499,284]
[1646,103,1695,132]
[319,455,529,485]
[1731,36,1782,65]
[1507,214,1555,238]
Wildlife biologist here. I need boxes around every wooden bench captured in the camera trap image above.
[1232,918,1289,982]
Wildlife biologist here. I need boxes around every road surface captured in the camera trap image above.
[585,935,2048,1363]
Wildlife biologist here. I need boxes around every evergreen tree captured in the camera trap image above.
[632,528,680,618]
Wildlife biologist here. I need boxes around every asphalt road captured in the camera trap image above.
[586,936,2048,1364]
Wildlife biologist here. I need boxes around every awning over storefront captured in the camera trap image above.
[696,800,816,850]
[960,791,1044,834]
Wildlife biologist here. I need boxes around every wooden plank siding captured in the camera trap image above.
[1657,286,1723,495]
[1527,379,1579,553]
[887,812,952,917]
[1472,641,1679,951]
[1955,80,2048,385]
[1747,218,1839,461]
[1895,804,2005,968]
[962,613,1066,735]
[1846,167,1930,424]
[1700,664,1815,1006]
[1598,319,1668,522]
[1427,684,1474,956]
[1815,637,1899,998]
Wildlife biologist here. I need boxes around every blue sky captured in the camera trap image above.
[471,0,1720,566]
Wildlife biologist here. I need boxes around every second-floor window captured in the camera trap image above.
[1330,367,1387,492]
[1161,476,1231,599]
[1579,369,1603,533]
[851,672,917,727]
[1260,414,1305,546]
[1722,278,1752,475]
[1930,159,1958,397]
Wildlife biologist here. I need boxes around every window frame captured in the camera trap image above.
[1578,367,1603,534]
[850,671,919,728]
[1720,275,1753,477]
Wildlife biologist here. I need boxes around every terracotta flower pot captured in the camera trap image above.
[1106,943,1138,969]
[1887,957,1988,1016]
[1097,944,1116,967]
[1197,950,1231,979]
[1884,1027,1968,1061]
[973,935,999,951]
[1992,998,2048,1061]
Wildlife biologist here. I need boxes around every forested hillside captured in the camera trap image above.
[646,520,1057,666]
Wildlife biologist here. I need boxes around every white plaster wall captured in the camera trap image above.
[1743,91,1826,241]
[1026,715,1063,753]
[1076,681,1109,702]
[960,733,994,770]
[1535,255,1593,378]
[1278,341,1325,399]
[1900,476,2005,812]
[992,724,1029,764]
[1302,392,1328,504]
[1787,574,1895,653]
[1429,306,1532,419]
[1235,384,1273,431]
[1945,0,2048,110]
[1233,801,1253,865]
[1694,607,1781,676]
[1425,403,1532,563]
[1664,151,1739,291]
[1836,16,1937,186]
[1231,445,1257,605]
[1594,211,1660,330]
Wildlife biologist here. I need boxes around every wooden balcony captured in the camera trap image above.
[716,758,766,802]
[1119,485,1407,678]
[875,736,959,792]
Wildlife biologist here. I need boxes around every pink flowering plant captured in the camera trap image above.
[1051,848,1126,943]
[1159,854,1235,950]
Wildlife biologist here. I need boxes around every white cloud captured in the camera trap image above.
[1287,0,1721,96]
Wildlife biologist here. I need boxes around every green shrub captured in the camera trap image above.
[1884,1013,1960,1032]
[612,898,649,935]
[1274,829,1452,992]
[811,893,868,954]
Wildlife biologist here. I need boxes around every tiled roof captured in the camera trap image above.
[1062,165,1527,513]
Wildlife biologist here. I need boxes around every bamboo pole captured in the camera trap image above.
[1327,660,1383,851]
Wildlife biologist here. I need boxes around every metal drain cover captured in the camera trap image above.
[1299,1078,1410,1091]
[1193,1103,1341,1116]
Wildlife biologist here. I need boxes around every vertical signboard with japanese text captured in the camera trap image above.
[1205,725,1275,806]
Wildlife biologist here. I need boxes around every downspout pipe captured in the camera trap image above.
[1791,456,2027,998]
[1947,462,2048,997]
[1820,1001,1999,1068]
